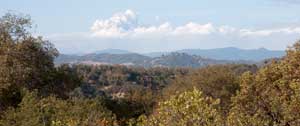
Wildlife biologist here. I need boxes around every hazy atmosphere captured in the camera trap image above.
[1,0,300,54]
[2,1,300,126]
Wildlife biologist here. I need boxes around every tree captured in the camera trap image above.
[0,90,118,126]
[0,13,57,113]
[163,65,244,115]
[0,13,79,113]
[141,88,223,126]
[0,12,58,90]
[227,41,300,126]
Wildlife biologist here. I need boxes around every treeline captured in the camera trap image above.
[1,13,300,126]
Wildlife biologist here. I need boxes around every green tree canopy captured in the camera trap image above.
[0,90,118,126]
[228,41,300,126]
[163,65,247,114]
[141,88,222,126]
[0,13,80,113]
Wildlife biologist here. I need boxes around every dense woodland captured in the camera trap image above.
[1,13,300,126]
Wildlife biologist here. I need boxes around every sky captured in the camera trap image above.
[1,0,300,54]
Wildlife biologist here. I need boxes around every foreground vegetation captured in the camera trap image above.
[1,13,300,126]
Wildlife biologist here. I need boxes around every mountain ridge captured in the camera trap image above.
[55,47,284,67]
[56,52,253,68]
[92,49,133,54]
[144,47,284,61]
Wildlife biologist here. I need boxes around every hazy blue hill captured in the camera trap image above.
[145,47,285,61]
[149,52,232,67]
[177,47,285,61]
[143,52,170,58]
[93,49,133,54]
[81,53,151,65]
[55,54,81,64]
[56,53,151,66]
[55,47,283,67]
[55,52,252,68]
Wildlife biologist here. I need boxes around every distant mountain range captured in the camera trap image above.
[93,49,133,55]
[144,47,285,61]
[56,53,150,66]
[55,47,285,67]
[56,52,243,68]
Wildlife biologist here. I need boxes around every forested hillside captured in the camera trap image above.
[1,13,300,126]
[55,52,253,68]
[145,47,285,61]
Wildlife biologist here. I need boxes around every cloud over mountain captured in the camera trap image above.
[47,10,300,54]
[91,10,138,37]
[90,10,300,38]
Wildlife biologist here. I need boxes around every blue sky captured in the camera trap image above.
[1,0,300,54]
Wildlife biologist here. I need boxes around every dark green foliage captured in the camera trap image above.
[163,64,257,115]
[49,64,82,98]
[0,90,117,126]
[141,89,223,126]
[0,13,81,113]
[0,13,57,112]
[68,65,189,125]
[227,41,300,126]
[72,64,189,90]
[103,84,156,125]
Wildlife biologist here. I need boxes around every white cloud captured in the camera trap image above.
[90,10,300,39]
[218,25,237,34]
[173,23,215,35]
[90,9,138,38]
[48,10,300,54]
[239,27,300,37]
[271,0,300,4]
[134,22,172,34]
